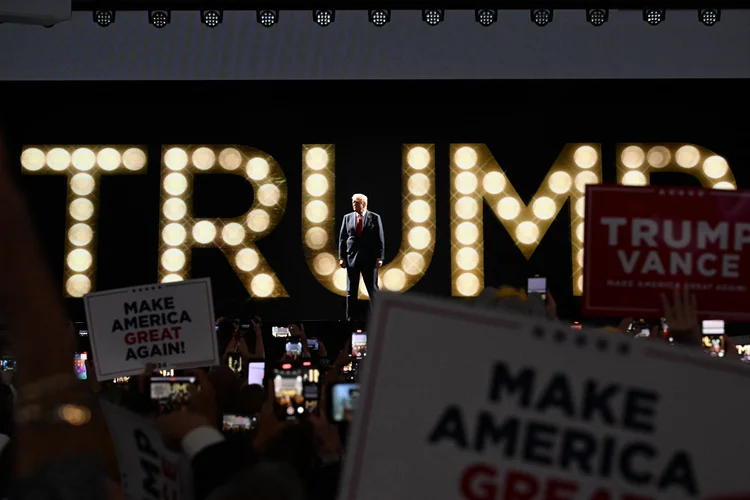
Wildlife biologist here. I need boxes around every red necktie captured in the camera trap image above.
[356,214,363,237]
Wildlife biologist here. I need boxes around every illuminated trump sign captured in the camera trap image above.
[20,143,737,299]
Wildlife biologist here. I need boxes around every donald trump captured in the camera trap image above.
[338,193,385,320]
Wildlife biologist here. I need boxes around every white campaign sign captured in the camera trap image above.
[340,293,750,500]
[84,278,218,380]
[102,402,192,500]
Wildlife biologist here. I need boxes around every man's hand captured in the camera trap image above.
[661,286,700,346]
[376,259,383,268]
[339,259,347,268]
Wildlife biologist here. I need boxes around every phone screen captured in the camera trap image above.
[227,352,243,374]
[351,331,367,359]
[272,326,291,338]
[285,337,303,356]
[248,361,265,386]
[527,277,547,301]
[330,382,360,423]
[307,338,319,350]
[78,329,88,337]
[302,360,320,410]
[2,358,16,371]
[222,414,258,433]
[273,363,305,420]
[74,352,88,380]
[150,376,198,414]
[702,320,726,357]
[737,344,750,362]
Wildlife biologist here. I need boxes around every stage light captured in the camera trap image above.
[617,143,738,193]
[314,9,335,26]
[22,144,148,297]
[149,10,170,28]
[643,8,664,25]
[257,9,278,27]
[369,9,390,26]
[159,145,289,296]
[586,8,608,26]
[475,9,497,27]
[450,144,602,297]
[301,144,436,297]
[201,9,223,28]
[422,9,444,26]
[531,8,552,26]
[93,10,115,27]
[699,8,720,26]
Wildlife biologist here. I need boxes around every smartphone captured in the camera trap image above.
[113,376,131,384]
[308,338,319,350]
[285,336,303,356]
[247,360,265,386]
[150,376,198,414]
[570,321,582,330]
[302,360,320,411]
[527,276,547,301]
[273,362,305,420]
[328,382,360,423]
[222,414,258,433]
[351,331,367,359]
[74,352,88,380]
[272,326,291,338]
[1,358,16,371]
[628,318,649,338]
[736,343,750,362]
[227,352,243,374]
[702,320,725,357]
[78,329,88,337]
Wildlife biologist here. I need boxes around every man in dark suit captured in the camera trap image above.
[338,193,385,320]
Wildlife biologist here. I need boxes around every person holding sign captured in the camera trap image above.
[338,193,386,321]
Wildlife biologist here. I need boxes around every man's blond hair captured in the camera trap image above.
[352,193,368,206]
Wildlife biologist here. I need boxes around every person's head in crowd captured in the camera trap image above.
[208,366,243,415]
[233,384,265,416]
[212,461,305,500]
[262,423,317,486]
[217,317,237,354]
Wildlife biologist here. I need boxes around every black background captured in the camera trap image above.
[3,80,750,329]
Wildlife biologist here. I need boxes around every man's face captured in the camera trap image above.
[352,197,365,214]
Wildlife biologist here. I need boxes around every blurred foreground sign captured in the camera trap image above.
[341,292,750,500]
[583,185,750,319]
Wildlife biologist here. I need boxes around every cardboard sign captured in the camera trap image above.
[101,402,192,500]
[583,185,750,319]
[84,278,219,380]
[340,292,750,500]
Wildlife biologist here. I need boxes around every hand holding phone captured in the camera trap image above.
[285,337,303,356]
[150,376,198,414]
[351,331,367,359]
[227,352,243,374]
[273,361,306,420]
[222,414,258,433]
[74,352,88,380]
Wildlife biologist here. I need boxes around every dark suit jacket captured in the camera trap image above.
[338,211,385,269]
